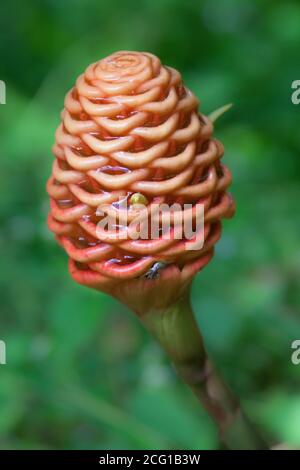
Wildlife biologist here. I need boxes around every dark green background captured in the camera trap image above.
[0,0,300,449]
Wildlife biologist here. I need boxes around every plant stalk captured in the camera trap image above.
[140,289,267,450]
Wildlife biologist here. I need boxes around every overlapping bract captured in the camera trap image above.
[47,51,234,299]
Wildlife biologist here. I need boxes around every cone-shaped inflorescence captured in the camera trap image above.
[47,51,234,313]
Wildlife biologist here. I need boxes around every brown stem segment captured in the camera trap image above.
[140,288,267,450]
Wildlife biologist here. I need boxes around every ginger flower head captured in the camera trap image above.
[47,51,234,314]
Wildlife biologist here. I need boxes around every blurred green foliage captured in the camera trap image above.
[0,0,300,450]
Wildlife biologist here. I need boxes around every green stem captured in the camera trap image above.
[140,289,267,450]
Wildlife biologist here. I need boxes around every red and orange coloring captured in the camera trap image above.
[47,51,234,314]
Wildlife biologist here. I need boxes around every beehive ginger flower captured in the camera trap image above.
[47,51,235,314]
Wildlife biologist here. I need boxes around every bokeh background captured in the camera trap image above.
[1,0,300,450]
